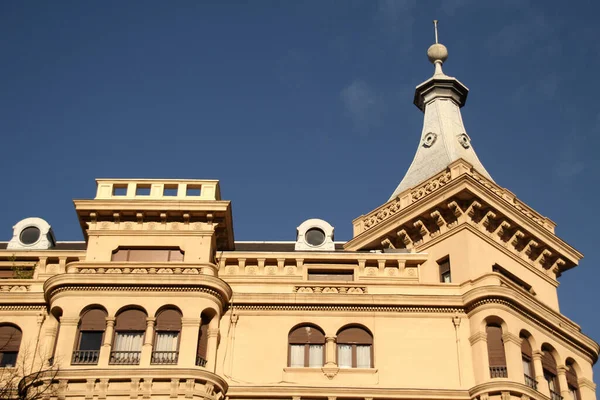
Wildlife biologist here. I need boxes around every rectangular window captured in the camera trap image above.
[79,331,103,351]
[356,345,371,368]
[0,352,17,367]
[438,257,451,283]
[289,345,304,367]
[522,357,532,376]
[308,270,354,281]
[337,344,352,368]
[111,248,184,262]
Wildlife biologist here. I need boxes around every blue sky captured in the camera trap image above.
[1,0,599,380]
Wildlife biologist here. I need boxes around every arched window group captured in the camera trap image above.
[482,319,582,400]
[288,324,373,369]
[69,305,214,367]
[0,324,22,367]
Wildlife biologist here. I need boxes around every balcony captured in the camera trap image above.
[524,374,538,390]
[490,366,508,378]
[151,351,179,365]
[72,350,99,365]
[109,351,141,365]
[196,355,207,367]
[550,390,563,400]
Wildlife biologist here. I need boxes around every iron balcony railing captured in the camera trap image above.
[489,366,508,378]
[524,374,538,390]
[550,390,563,400]
[109,351,141,365]
[151,351,179,365]
[72,350,99,365]
[196,355,207,367]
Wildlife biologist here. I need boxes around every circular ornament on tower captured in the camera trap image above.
[422,132,437,148]
[457,133,471,149]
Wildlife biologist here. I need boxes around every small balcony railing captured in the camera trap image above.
[524,374,538,390]
[109,351,141,365]
[196,355,207,367]
[490,366,508,378]
[72,350,99,365]
[151,351,179,365]
[550,390,563,400]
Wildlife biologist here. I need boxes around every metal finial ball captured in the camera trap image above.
[427,43,448,64]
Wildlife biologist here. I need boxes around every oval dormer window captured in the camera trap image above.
[305,228,326,247]
[20,226,41,245]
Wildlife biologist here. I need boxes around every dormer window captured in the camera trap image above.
[295,219,335,251]
[7,217,56,250]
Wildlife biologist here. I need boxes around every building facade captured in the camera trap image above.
[0,35,597,400]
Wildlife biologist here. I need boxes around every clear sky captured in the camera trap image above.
[1,0,599,381]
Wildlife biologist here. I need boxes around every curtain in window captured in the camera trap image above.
[155,332,178,351]
[308,345,323,367]
[522,358,532,376]
[356,345,371,368]
[113,332,143,352]
[290,345,304,367]
[338,344,352,368]
[569,387,578,400]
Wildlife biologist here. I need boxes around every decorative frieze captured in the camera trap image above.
[0,285,30,292]
[294,286,367,294]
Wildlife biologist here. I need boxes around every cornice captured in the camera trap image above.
[73,199,231,212]
[44,273,232,304]
[56,367,228,392]
[226,385,468,399]
[469,380,546,400]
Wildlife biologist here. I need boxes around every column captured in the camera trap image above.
[577,378,597,400]
[52,317,79,368]
[557,366,570,400]
[469,332,489,384]
[98,317,115,366]
[140,317,156,365]
[324,336,337,367]
[206,326,220,372]
[179,318,201,367]
[502,333,524,381]
[532,350,549,397]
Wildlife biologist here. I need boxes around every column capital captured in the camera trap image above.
[469,331,487,345]
[207,328,219,338]
[325,336,337,343]
[181,318,201,327]
[105,317,116,325]
[502,332,522,346]
[532,350,543,360]
[556,365,568,375]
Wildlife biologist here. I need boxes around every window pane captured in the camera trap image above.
[79,331,103,351]
[308,345,323,367]
[113,332,144,351]
[522,358,532,376]
[155,332,178,352]
[290,345,304,367]
[356,345,371,368]
[338,344,352,368]
[0,352,17,367]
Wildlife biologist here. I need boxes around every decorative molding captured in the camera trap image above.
[0,285,31,292]
[48,285,224,302]
[321,366,339,379]
[234,304,463,313]
[294,286,367,294]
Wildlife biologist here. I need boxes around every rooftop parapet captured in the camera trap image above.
[95,179,221,201]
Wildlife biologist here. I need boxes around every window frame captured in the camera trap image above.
[287,325,325,368]
[336,326,373,369]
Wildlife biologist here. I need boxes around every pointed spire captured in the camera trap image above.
[388,21,494,200]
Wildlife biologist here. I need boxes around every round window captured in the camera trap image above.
[305,228,326,246]
[20,226,41,245]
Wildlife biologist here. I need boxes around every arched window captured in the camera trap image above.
[152,308,182,365]
[111,308,146,365]
[566,359,579,400]
[486,324,507,378]
[520,333,536,389]
[542,347,560,400]
[196,311,215,367]
[0,325,22,367]
[288,325,325,368]
[337,325,373,368]
[73,307,107,365]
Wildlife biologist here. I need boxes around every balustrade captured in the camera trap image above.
[72,350,99,365]
[490,366,508,378]
[151,351,178,365]
[109,351,141,365]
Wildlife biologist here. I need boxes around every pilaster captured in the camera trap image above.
[180,318,201,367]
[140,317,156,365]
[469,331,489,384]
[99,317,115,367]
[53,317,79,368]
[502,333,523,381]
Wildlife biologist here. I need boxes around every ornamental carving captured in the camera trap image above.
[411,171,451,201]
[0,285,30,292]
[75,266,207,275]
[294,286,367,294]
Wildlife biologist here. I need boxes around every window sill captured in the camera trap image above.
[283,366,378,380]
